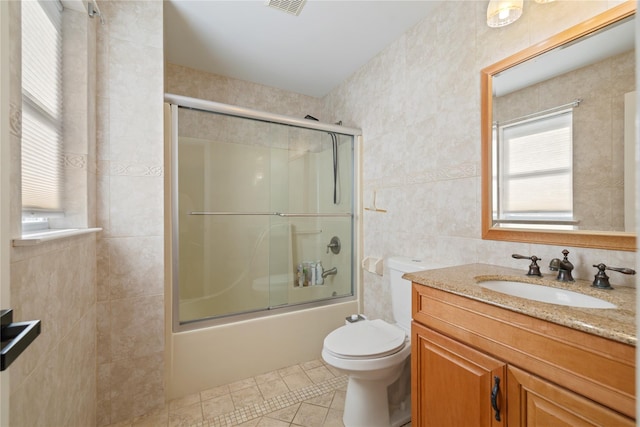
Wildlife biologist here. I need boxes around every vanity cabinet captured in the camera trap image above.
[413,323,506,426]
[411,284,635,427]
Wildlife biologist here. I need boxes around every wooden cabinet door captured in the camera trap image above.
[507,365,634,427]
[412,323,506,427]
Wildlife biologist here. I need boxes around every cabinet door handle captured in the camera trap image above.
[490,376,501,421]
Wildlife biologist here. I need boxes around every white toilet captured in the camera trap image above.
[322,256,439,427]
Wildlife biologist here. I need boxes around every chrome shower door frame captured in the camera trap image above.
[165,94,363,332]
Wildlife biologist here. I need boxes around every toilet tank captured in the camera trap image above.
[388,256,442,332]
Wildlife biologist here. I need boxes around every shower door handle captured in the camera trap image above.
[276,213,352,218]
[190,211,353,218]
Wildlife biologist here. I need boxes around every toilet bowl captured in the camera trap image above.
[322,256,442,427]
[322,319,411,427]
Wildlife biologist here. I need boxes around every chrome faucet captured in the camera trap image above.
[549,249,574,282]
[322,267,337,279]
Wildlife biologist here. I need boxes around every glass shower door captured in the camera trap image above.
[174,105,355,326]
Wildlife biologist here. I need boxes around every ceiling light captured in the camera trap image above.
[487,0,524,28]
[534,0,555,3]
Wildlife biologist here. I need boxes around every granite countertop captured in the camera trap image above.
[404,263,636,346]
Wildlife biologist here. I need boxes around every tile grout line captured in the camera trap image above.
[197,375,348,427]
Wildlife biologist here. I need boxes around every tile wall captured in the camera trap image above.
[7,4,98,427]
[165,63,324,117]
[321,0,636,322]
[95,0,165,425]
[9,234,97,427]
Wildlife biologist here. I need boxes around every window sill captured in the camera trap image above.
[13,228,102,247]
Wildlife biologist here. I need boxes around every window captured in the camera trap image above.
[494,110,574,228]
[21,0,63,231]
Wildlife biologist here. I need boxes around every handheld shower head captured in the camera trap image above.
[303,114,341,205]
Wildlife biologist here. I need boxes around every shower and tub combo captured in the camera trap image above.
[164,94,362,398]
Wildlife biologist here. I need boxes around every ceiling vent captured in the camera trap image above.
[265,0,307,16]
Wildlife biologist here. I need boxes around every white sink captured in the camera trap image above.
[477,280,616,309]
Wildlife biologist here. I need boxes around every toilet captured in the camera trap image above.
[322,256,440,427]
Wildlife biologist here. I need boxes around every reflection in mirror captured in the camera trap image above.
[493,15,634,232]
[481,2,636,251]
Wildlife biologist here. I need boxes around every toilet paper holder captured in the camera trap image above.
[361,257,383,275]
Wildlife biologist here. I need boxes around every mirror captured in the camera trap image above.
[481,2,636,251]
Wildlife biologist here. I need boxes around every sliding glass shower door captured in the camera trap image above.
[172,104,356,327]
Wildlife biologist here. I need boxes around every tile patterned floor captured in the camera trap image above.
[107,358,401,427]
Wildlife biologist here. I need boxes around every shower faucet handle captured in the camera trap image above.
[327,236,341,254]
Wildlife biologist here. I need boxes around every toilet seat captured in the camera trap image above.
[323,319,406,360]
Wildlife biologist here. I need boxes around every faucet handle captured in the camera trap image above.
[592,263,636,289]
[512,254,542,276]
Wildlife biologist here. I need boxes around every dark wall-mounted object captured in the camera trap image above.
[1,309,41,371]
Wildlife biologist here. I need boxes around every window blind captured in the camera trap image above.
[497,110,573,220]
[21,0,63,212]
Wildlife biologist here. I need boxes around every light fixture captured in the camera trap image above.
[486,0,524,28]
[533,0,555,3]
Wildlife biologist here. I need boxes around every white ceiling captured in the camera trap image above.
[494,16,635,97]
[164,0,439,98]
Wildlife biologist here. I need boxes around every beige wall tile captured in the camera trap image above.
[107,0,163,50]
[109,175,163,237]
[107,236,164,299]
[165,62,324,118]
[323,1,632,322]
[97,362,113,427]
[96,1,166,423]
[109,352,165,422]
[110,295,164,361]
[97,301,111,365]
[9,234,97,427]
[108,40,163,164]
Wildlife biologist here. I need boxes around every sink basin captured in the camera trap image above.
[477,280,616,309]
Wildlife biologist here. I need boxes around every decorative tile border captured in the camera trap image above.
[9,102,21,137]
[63,153,87,170]
[203,375,348,427]
[366,161,479,190]
[97,160,164,177]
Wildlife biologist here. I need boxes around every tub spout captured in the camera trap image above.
[322,267,337,279]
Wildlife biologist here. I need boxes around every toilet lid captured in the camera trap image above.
[324,319,406,359]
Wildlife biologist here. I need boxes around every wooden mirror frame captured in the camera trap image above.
[481,2,636,252]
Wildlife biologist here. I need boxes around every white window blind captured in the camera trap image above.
[497,110,573,222]
[21,0,63,213]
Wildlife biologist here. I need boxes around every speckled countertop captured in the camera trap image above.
[404,263,636,346]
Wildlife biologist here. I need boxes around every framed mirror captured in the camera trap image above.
[481,2,636,251]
